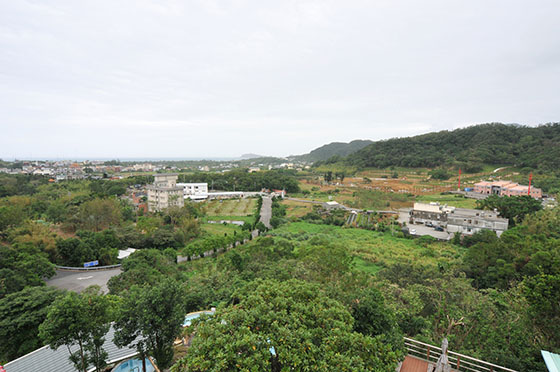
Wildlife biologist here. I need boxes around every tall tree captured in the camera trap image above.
[114,278,187,371]
[39,287,113,372]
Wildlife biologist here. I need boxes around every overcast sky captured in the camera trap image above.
[1,0,559,159]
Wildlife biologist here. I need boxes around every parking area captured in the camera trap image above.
[46,268,122,293]
[398,209,452,240]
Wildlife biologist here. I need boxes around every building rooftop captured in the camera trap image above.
[493,181,517,187]
[543,350,560,372]
[450,208,505,221]
[508,185,529,192]
[177,182,208,186]
[146,185,183,190]
[4,326,137,372]
[413,202,442,214]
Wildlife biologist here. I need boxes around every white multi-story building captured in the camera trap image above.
[177,182,209,200]
[147,174,184,212]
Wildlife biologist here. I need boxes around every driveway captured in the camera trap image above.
[398,209,452,240]
[46,268,122,293]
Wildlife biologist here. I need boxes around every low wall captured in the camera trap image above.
[54,264,122,271]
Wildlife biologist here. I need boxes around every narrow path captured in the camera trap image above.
[260,196,272,228]
[284,197,324,205]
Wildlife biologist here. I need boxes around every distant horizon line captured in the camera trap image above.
[0,156,289,162]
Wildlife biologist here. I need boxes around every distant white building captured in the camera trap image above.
[177,182,209,200]
[147,173,184,212]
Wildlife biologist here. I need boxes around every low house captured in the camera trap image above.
[323,201,342,210]
[409,202,508,237]
[446,208,509,237]
[410,203,445,225]
[271,189,286,198]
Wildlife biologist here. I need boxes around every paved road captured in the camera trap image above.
[260,196,272,228]
[46,268,122,293]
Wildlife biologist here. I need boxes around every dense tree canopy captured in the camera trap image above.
[463,208,560,289]
[178,169,300,193]
[476,195,542,226]
[295,140,373,162]
[173,279,403,372]
[346,123,560,170]
[0,243,55,299]
[0,286,64,362]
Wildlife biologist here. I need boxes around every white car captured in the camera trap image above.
[410,229,416,235]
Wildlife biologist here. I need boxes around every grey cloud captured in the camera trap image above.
[1,0,559,159]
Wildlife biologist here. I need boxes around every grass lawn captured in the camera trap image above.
[416,193,478,209]
[202,223,241,236]
[281,199,314,218]
[205,198,257,216]
[271,222,462,273]
[205,215,254,223]
[353,256,383,274]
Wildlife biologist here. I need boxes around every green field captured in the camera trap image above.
[205,198,257,216]
[270,222,462,272]
[201,222,242,236]
[205,215,254,223]
[416,193,478,209]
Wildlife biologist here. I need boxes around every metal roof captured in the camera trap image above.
[542,350,560,372]
[4,326,138,372]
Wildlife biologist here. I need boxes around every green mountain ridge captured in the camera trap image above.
[342,123,560,170]
[293,139,373,162]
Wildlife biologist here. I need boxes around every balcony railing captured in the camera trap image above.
[404,337,518,372]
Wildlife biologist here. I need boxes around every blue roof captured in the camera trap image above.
[542,350,560,372]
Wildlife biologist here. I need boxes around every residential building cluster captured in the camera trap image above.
[474,180,542,198]
[410,202,509,237]
[1,160,96,181]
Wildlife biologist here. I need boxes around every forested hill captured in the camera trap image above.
[294,139,373,162]
[345,123,560,170]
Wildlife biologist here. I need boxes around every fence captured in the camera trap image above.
[404,337,518,372]
[55,264,122,271]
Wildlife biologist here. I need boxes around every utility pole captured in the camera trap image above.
[458,169,461,191]
[528,172,532,196]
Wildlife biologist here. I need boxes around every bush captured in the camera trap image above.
[429,168,451,180]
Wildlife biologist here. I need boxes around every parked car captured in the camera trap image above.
[410,229,417,235]
[425,222,433,227]
[434,226,444,232]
